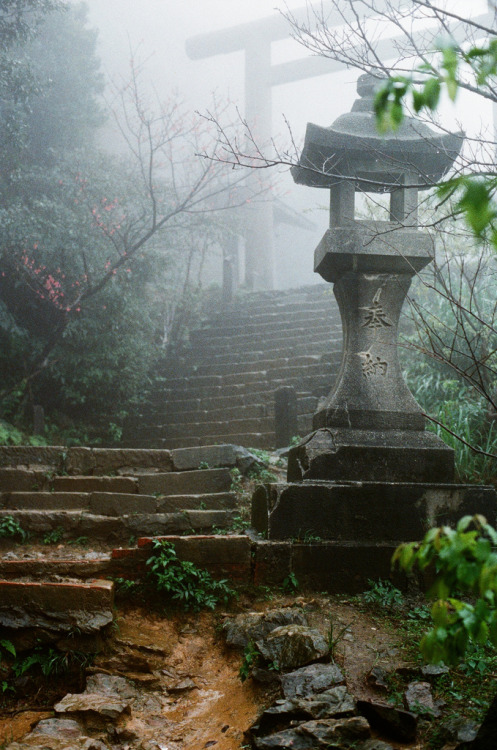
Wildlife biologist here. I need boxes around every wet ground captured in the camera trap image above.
[1,593,416,749]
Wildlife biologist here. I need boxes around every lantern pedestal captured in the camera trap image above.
[250,73,496,563]
[252,482,497,542]
[287,224,454,483]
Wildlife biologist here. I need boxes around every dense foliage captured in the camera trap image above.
[0,2,239,442]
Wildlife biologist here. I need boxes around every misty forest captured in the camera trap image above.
[3,2,497,749]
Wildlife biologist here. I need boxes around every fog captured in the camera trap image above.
[78,0,492,289]
[80,0,360,288]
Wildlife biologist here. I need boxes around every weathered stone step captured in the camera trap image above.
[157,492,237,511]
[124,432,276,450]
[153,374,331,401]
[0,556,115,581]
[114,534,400,592]
[0,536,404,594]
[190,318,334,340]
[0,508,236,539]
[186,341,340,366]
[139,417,275,440]
[136,467,233,495]
[164,335,339,362]
[143,390,316,416]
[132,398,314,425]
[0,491,236,514]
[0,467,233,498]
[205,301,336,326]
[0,446,176,474]
[188,329,335,353]
[163,363,329,390]
[51,475,138,493]
[154,432,275,450]
[0,467,52,492]
[190,354,323,377]
[145,414,311,441]
[0,579,114,633]
[130,402,272,426]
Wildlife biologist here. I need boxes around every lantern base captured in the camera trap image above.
[251,480,496,541]
[287,427,454,484]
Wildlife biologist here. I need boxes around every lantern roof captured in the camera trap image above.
[291,73,463,192]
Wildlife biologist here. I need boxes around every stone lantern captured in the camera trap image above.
[287,73,462,484]
[252,74,496,552]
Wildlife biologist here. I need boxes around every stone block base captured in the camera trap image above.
[252,481,497,541]
[288,428,454,483]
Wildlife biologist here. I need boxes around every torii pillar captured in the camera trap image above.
[186,3,347,291]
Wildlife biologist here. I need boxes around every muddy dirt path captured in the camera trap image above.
[1,596,413,749]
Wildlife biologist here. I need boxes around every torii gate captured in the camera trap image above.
[186,2,492,291]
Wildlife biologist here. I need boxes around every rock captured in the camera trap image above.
[357,700,418,743]
[256,625,328,670]
[223,608,308,649]
[359,741,394,750]
[281,663,344,698]
[421,664,450,677]
[254,716,370,749]
[86,673,138,699]
[54,674,138,720]
[54,693,131,721]
[253,727,315,749]
[5,717,109,749]
[440,717,479,744]
[252,701,311,737]
[404,681,440,718]
[0,580,114,634]
[293,686,356,719]
[300,717,370,743]
[366,666,389,691]
[252,667,282,684]
[168,678,198,693]
[93,653,153,673]
[251,686,355,739]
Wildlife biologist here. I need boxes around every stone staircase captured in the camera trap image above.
[0,445,408,644]
[0,445,251,543]
[124,284,342,450]
[0,444,256,636]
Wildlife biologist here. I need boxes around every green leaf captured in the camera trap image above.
[0,639,16,657]
[423,78,441,110]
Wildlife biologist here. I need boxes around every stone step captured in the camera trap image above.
[205,301,336,326]
[157,492,237,511]
[0,490,237,513]
[153,374,331,401]
[190,354,323,377]
[184,341,341,367]
[190,319,334,340]
[64,447,173,476]
[163,363,330,390]
[143,390,317,416]
[124,432,276,450]
[0,446,176,474]
[132,397,317,424]
[136,467,233,495]
[0,556,115,581]
[170,443,254,472]
[0,508,236,540]
[130,534,253,582]
[0,537,404,595]
[143,413,311,441]
[51,475,139,493]
[0,467,52,492]
[187,329,336,353]
[129,402,272,426]
[0,579,114,633]
[136,417,275,440]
